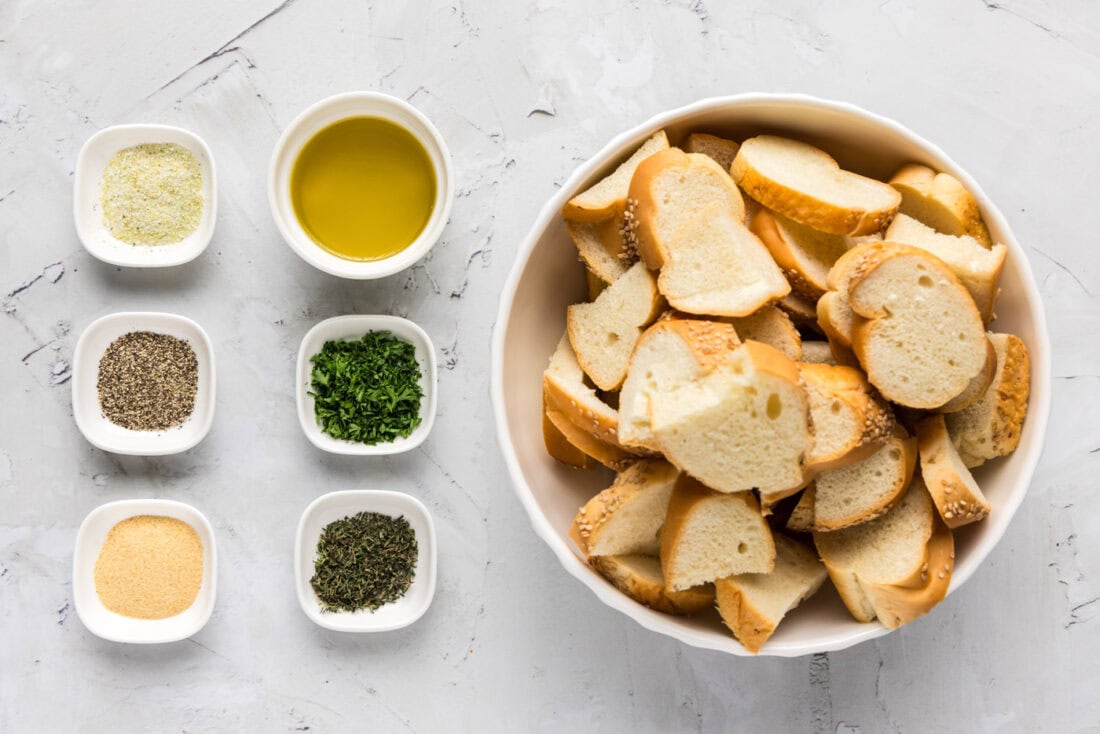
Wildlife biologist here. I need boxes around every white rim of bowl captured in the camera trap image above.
[489,93,1053,657]
[267,91,455,280]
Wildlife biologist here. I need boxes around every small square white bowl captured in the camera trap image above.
[73,499,218,644]
[72,312,216,455]
[296,315,437,455]
[74,124,217,268]
[295,490,437,632]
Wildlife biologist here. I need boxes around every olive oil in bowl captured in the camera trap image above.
[290,117,436,262]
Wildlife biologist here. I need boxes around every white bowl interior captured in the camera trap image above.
[296,315,437,455]
[72,499,217,643]
[269,92,454,279]
[294,490,437,632]
[493,95,1051,656]
[72,312,216,456]
[73,124,217,268]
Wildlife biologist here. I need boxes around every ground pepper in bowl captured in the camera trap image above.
[97,331,198,431]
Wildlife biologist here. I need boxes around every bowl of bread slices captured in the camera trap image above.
[491,95,1050,656]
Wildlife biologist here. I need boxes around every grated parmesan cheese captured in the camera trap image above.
[100,142,203,246]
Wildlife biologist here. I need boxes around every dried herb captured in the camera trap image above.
[311,511,418,613]
[308,331,423,444]
[97,331,198,431]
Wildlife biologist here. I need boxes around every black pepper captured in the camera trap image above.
[96,331,198,431]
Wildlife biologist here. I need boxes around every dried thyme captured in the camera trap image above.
[311,511,418,613]
[308,331,423,444]
[97,331,198,431]
[100,142,203,246]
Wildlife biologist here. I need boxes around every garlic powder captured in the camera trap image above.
[100,142,203,246]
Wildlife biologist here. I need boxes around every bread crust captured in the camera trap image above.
[570,459,678,556]
[546,408,635,472]
[543,391,593,469]
[916,414,990,528]
[749,208,848,299]
[889,163,992,247]
[563,130,670,222]
[590,555,715,615]
[800,362,896,475]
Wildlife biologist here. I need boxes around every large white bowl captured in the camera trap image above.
[491,94,1051,657]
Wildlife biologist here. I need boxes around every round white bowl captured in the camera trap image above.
[72,311,216,456]
[296,315,437,455]
[268,91,455,279]
[491,94,1052,657]
[73,499,217,644]
[294,490,437,632]
[73,124,217,268]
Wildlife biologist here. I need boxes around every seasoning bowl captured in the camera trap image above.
[72,311,216,455]
[296,314,437,455]
[73,499,217,644]
[73,124,217,268]
[295,490,437,632]
[267,91,454,279]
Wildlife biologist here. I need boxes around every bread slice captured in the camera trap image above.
[714,535,828,653]
[937,335,996,414]
[543,333,622,446]
[545,408,635,472]
[846,243,988,409]
[563,130,670,222]
[812,431,917,532]
[800,362,895,475]
[750,208,852,299]
[885,214,1007,321]
[660,475,776,590]
[570,459,679,557]
[650,341,811,496]
[916,414,990,528]
[814,477,953,627]
[786,486,816,533]
[543,391,592,468]
[776,292,820,331]
[628,147,746,270]
[730,135,901,236]
[889,163,992,247]
[617,317,741,451]
[800,341,837,365]
[567,261,663,391]
[566,216,635,286]
[648,204,790,317]
[590,554,715,615]
[684,132,740,171]
[724,306,802,361]
[944,333,1030,468]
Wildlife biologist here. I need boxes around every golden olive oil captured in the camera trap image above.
[290,117,436,261]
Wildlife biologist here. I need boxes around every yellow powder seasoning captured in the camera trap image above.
[100,143,203,246]
[93,515,204,619]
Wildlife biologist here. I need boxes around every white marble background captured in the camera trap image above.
[1,1,1097,731]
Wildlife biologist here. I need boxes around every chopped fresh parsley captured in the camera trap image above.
[308,331,424,444]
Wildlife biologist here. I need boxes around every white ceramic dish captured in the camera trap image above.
[73,499,217,644]
[73,124,217,268]
[72,312,216,456]
[295,490,437,632]
[296,315,437,455]
[491,94,1052,657]
[268,91,455,279]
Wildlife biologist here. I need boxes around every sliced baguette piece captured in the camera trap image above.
[815,477,953,627]
[885,214,1007,321]
[916,414,990,528]
[543,391,592,468]
[731,135,901,236]
[715,535,828,653]
[545,408,635,472]
[812,430,917,532]
[889,163,992,247]
[563,130,670,222]
[543,333,622,447]
[684,132,740,170]
[650,341,812,496]
[725,306,802,361]
[846,243,988,409]
[944,333,1031,468]
[618,317,741,451]
[628,147,746,270]
[570,459,679,557]
[567,261,663,391]
[591,555,715,615]
[660,475,776,590]
[937,335,996,414]
[566,216,635,286]
[648,204,790,317]
[750,208,852,299]
[800,362,895,475]
[800,341,838,365]
[786,486,816,533]
[776,292,820,331]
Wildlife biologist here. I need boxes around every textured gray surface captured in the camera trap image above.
[2,1,1098,731]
